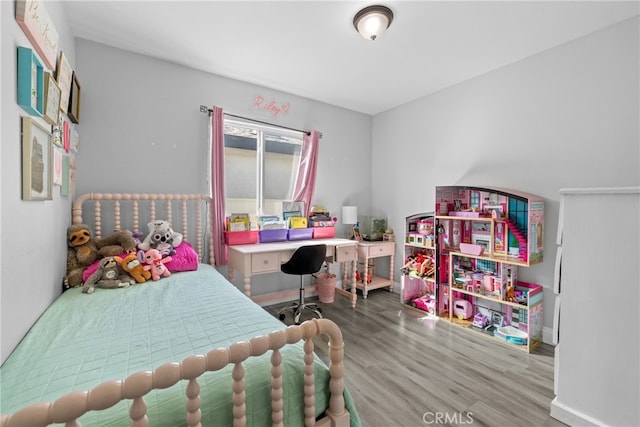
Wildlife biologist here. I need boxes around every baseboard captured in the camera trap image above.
[253,285,318,307]
[542,326,554,345]
[550,397,601,426]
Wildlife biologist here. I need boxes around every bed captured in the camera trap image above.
[0,193,360,427]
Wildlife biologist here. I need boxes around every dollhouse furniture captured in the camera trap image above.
[550,187,639,427]
[0,193,359,427]
[226,238,358,307]
[277,244,327,324]
[355,240,395,298]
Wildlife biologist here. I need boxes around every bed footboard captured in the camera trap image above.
[0,318,350,427]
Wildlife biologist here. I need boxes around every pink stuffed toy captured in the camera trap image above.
[141,248,173,281]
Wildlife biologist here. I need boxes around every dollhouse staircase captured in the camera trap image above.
[502,218,528,262]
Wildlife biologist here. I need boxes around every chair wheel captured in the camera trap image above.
[278,313,286,321]
[317,307,323,313]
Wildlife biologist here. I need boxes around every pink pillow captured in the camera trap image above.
[81,242,199,282]
[164,241,199,272]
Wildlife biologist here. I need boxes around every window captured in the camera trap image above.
[223,120,302,225]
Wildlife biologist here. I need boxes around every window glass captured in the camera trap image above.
[224,120,302,225]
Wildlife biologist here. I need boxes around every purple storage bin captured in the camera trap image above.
[287,228,313,241]
[259,229,288,243]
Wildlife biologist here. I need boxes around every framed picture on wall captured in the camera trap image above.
[53,147,63,186]
[56,51,72,113]
[68,72,81,124]
[22,117,53,200]
[43,72,61,125]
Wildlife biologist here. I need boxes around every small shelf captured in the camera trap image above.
[449,286,530,309]
[356,275,392,291]
[435,215,493,221]
[405,242,435,250]
[461,323,539,353]
[449,251,529,267]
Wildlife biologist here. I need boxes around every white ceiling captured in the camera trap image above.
[63,1,639,115]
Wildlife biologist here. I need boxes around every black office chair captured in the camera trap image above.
[278,244,327,324]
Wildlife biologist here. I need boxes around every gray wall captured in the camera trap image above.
[1,0,76,364]
[72,39,373,302]
[372,17,639,338]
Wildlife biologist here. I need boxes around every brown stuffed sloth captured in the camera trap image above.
[64,224,136,289]
[82,257,135,294]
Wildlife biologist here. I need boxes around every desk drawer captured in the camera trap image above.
[362,243,394,258]
[251,252,280,273]
[335,245,356,262]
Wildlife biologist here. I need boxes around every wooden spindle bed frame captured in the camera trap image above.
[0,193,353,427]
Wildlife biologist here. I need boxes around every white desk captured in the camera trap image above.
[227,238,359,308]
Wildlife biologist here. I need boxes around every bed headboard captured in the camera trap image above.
[72,193,215,265]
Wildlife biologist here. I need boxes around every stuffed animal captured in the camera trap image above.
[115,252,151,283]
[506,284,516,302]
[82,257,135,294]
[64,224,137,289]
[138,220,183,256]
[142,248,173,281]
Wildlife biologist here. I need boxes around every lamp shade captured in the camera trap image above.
[353,5,394,41]
[342,206,358,225]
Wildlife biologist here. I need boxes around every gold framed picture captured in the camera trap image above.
[68,72,81,124]
[56,51,72,113]
[43,72,61,125]
[22,116,53,200]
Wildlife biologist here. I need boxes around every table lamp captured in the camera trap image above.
[341,206,358,239]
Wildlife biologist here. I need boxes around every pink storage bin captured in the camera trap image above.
[259,229,288,243]
[312,227,335,239]
[225,231,259,245]
[288,228,313,241]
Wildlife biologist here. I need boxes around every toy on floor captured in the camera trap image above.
[142,248,173,280]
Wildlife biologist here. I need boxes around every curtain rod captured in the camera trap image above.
[200,105,311,136]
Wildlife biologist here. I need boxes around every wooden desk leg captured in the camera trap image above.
[350,259,357,308]
[243,276,251,297]
[342,261,347,291]
[389,252,394,292]
[362,256,369,299]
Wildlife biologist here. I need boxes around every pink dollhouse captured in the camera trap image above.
[432,185,544,352]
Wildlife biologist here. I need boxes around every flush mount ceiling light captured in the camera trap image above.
[353,5,394,41]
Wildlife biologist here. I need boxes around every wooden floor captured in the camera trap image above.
[266,289,567,427]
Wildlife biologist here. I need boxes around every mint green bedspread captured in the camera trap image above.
[1,265,360,426]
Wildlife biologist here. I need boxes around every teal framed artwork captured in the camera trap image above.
[17,46,44,117]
